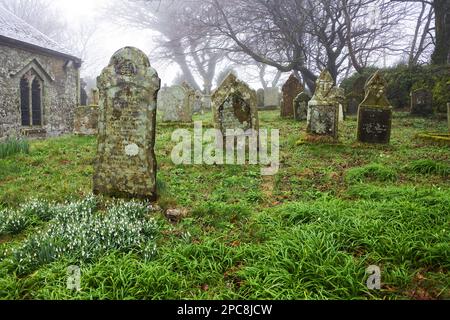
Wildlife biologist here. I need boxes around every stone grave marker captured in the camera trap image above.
[357,71,393,144]
[257,89,265,109]
[212,73,259,138]
[293,91,311,121]
[91,88,99,106]
[281,74,303,118]
[74,105,98,136]
[162,84,193,123]
[264,87,280,109]
[411,88,433,116]
[307,70,339,139]
[93,47,161,200]
[193,90,203,114]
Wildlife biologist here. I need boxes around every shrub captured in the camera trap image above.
[0,138,30,159]
[345,164,398,184]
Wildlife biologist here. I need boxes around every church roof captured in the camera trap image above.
[0,5,81,63]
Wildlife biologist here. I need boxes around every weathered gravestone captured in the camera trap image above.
[93,47,161,200]
[80,80,88,106]
[411,89,433,116]
[193,90,203,114]
[281,74,303,118]
[293,92,311,121]
[91,88,99,106]
[162,84,193,123]
[212,73,259,138]
[257,89,265,109]
[202,94,212,111]
[357,71,393,144]
[346,75,368,115]
[264,87,280,110]
[156,84,169,113]
[74,105,98,136]
[334,87,346,123]
[307,70,339,139]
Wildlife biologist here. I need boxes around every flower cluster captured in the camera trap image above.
[0,209,30,235]
[3,196,159,274]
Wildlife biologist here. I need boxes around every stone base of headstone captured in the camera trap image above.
[74,105,98,136]
[307,105,339,139]
[357,107,392,144]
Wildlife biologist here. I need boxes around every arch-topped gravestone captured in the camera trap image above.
[293,91,311,121]
[357,71,393,144]
[212,73,259,137]
[93,47,161,200]
[307,70,339,139]
[162,84,193,123]
[281,74,303,118]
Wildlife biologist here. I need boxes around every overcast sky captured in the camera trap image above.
[52,0,180,86]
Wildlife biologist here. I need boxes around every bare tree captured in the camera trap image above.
[107,0,226,94]
[392,0,450,65]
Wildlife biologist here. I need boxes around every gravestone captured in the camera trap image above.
[346,75,369,115]
[257,89,265,109]
[264,87,280,109]
[307,70,339,139]
[212,73,259,138]
[162,84,193,123]
[193,90,203,114]
[334,87,346,123]
[74,105,98,136]
[91,88,99,106]
[293,91,311,121]
[93,47,161,200]
[202,94,212,111]
[281,75,303,118]
[357,71,393,144]
[411,89,433,116]
[80,80,88,106]
[156,84,169,113]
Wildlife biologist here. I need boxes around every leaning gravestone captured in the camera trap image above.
[212,73,259,138]
[357,71,393,144]
[264,87,280,109]
[307,70,339,139]
[93,47,161,200]
[293,92,311,121]
[282,74,303,118]
[162,85,193,123]
[257,89,265,109]
[411,89,433,116]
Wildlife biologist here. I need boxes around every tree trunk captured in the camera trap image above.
[432,0,450,65]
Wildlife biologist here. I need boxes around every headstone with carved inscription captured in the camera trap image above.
[212,73,259,138]
[93,47,161,200]
[411,89,433,116]
[357,71,393,144]
[281,75,303,118]
[162,84,193,123]
[293,91,311,121]
[307,70,339,139]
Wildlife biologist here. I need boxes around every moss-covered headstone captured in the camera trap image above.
[162,84,193,123]
[93,47,161,200]
[307,70,339,139]
[212,73,259,137]
[281,74,303,118]
[357,71,393,144]
[293,91,311,121]
[411,89,433,116]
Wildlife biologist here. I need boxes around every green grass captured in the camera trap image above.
[0,111,449,300]
[0,138,30,159]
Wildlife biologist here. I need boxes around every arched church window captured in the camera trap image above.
[32,78,42,126]
[20,76,30,126]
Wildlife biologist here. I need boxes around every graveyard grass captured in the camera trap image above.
[0,111,449,300]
